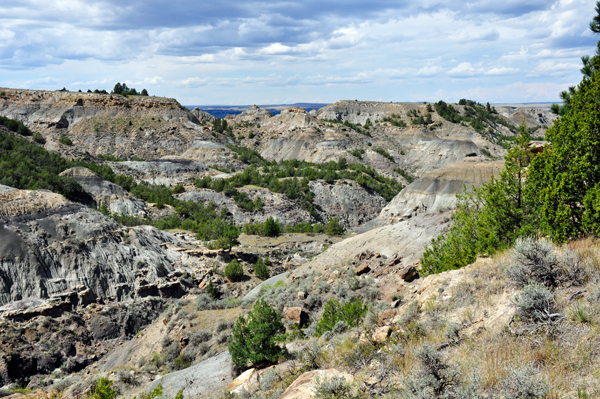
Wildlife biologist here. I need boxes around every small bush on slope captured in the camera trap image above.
[229,299,287,369]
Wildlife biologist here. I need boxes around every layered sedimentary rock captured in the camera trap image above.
[360,157,503,232]
[0,88,212,160]
[0,185,182,306]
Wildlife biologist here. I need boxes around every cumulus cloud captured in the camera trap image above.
[0,0,596,103]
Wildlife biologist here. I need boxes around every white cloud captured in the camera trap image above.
[486,67,519,75]
[415,66,443,77]
[447,62,483,77]
[0,0,595,103]
[143,76,164,84]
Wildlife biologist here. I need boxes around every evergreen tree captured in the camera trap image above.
[421,123,536,274]
[253,257,270,280]
[263,216,281,237]
[206,278,219,299]
[229,299,287,369]
[141,88,149,96]
[528,70,600,240]
[224,259,244,282]
[113,83,123,95]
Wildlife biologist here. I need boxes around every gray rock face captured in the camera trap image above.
[178,180,387,230]
[190,108,216,122]
[234,105,273,123]
[292,212,451,277]
[177,187,314,226]
[310,180,388,230]
[59,167,148,217]
[60,167,128,202]
[142,351,233,398]
[176,140,247,171]
[0,185,182,306]
[109,158,209,185]
[360,157,503,232]
[316,100,405,125]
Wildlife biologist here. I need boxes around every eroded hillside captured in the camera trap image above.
[0,89,558,397]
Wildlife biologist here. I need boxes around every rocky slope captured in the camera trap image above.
[0,88,213,160]
[59,167,148,216]
[360,156,504,231]
[0,184,183,306]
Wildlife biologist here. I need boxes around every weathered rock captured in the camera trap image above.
[225,368,260,395]
[0,185,182,306]
[399,266,419,282]
[378,309,398,326]
[284,307,309,327]
[279,369,354,399]
[388,254,403,267]
[297,291,307,300]
[234,105,273,124]
[310,180,387,230]
[372,326,391,342]
[362,158,503,231]
[354,263,371,276]
[141,351,233,398]
[0,89,212,160]
[59,167,147,217]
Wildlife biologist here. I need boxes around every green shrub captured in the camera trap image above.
[314,375,361,399]
[229,299,288,368]
[253,258,270,280]
[206,278,219,299]
[316,298,368,336]
[172,183,185,194]
[224,259,244,282]
[373,148,395,162]
[89,377,117,399]
[263,216,281,237]
[513,282,555,323]
[506,238,559,287]
[32,132,46,144]
[324,217,345,236]
[500,366,549,399]
[58,135,73,146]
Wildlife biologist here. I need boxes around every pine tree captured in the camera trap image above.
[224,259,244,282]
[206,278,218,299]
[253,258,270,280]
[229,299,287,369]
[263,216,281,237]
[421,123,536,274]
[528,70,600,240]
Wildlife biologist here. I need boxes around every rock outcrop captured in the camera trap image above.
[108,158,210,185]
[0,88,213,160]
[279,369,354,399]
[316,100,409,125]
[175,140,247,171]
[0,185,182,306]
[363,157,503,230]
[190,107,216,122]
[59,167,148,217]
[234,105,273,124]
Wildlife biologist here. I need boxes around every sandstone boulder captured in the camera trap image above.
[378,309,398,326]
[225,368,259,395]
[284,307,309,327]
[354,263,370,276]
[399,265,419,282]
[372,326,391,342]
[279,369,354,399]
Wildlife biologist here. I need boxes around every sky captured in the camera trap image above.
[0,0,598,105]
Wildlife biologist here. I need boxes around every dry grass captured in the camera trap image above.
[281,239,600,397]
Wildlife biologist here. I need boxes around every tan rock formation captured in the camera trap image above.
[279,369,354,399]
